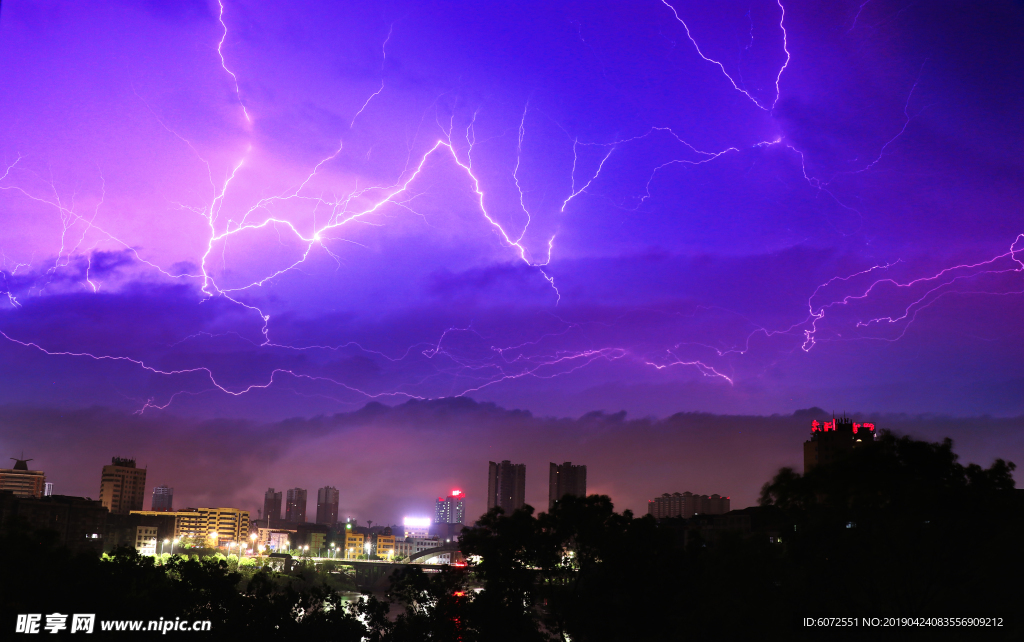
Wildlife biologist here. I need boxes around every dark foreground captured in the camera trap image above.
[2,431,1020,640]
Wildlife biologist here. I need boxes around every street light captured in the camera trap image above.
[161,539,169,556]
[171,538,179,555]
[364,542,371,560]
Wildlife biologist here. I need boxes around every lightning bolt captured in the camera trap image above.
[661,0,790,111]
[1,0,1020,415]
[217,0,250,123]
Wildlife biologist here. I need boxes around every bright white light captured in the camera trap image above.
[403,517,431,528]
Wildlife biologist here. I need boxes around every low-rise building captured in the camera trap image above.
[105,511,176,553]
[135,525,158,555]
[374,527,395,559]
[343,530,366,559]
[394,536,442,560]
[0,491,106,554]
[130,507,249,546]
[647,492,730,519]
[256,527,296,552]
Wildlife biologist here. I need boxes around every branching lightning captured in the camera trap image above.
[1,0,1020,414]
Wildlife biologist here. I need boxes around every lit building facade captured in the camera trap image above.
[548,462,587,510]
[344,530,367,559]
[135,525,158,556]
[403,516,431,539]
[373,527,396,559]
[487,460,526,514]
[804,415,876,472]
[316,486,339,526]
[0,458,46,498]
[647,492,730,519]
[151,485,173,511]
[100,457,147,515]
[435,490,466,525]
[255,527,295,552]
[131,507,250,545]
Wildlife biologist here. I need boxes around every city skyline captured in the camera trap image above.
[4,400,1019,527]
[0,1,1021,526]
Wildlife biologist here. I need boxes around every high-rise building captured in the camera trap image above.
[487,460,526,515]
[647,492,730,519]
[264,488,283,525]
[99,457,147,515]
[285,488,307,523]
[548,462,586,510]
[0,457,46,498]
[803,414,876,472]
[43,482,53,496]
[434,490,466,525]
[316,486,339,526]
[151,485,173,511]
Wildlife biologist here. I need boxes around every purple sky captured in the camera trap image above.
[1,1,1022,518]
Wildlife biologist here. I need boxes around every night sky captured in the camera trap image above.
[1,1,1022,522]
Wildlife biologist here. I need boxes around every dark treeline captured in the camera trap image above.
[1,431,1020,640]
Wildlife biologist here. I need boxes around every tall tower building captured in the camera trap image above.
[151,485,174,511]
[434,490,466,525]
[803,414,876,472]
[264,488,283,525]
[487,460,526,514]
[316,486,339,526]
[0,457,46,498]
[100,457,147,515]
[285,488,307,523]
[548,462,586,510]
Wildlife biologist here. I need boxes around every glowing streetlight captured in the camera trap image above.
[161,538,169,556]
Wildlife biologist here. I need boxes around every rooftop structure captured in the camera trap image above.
[803,414,876,472]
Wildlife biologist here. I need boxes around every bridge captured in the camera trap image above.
[406,543,461,563]
[335,559,456,591]
[301,544,464,591]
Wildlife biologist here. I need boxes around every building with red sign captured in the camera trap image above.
[803,414,876,472]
